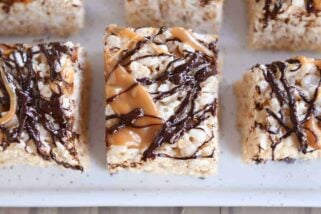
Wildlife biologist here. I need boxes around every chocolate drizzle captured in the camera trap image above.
[0,43,83,171]
[261,0,283,28]
[253,59,321,161]
[106,27,218,161]
[258,0,321,28]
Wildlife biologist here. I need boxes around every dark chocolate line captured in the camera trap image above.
[106,108,163,134]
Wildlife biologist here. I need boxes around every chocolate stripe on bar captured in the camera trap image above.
[261,0,283,28]
[0,43,83,171]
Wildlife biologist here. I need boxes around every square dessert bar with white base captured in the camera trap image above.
[248,0,321,50]
[0,42,90,170]
[104,25,220,176]
[236,56,321,163]
[0,0,84,36]
[125,0,224,33]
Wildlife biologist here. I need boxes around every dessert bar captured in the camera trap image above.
[0,42,90,170]
[236,56,321,163]
[0,0,84,36]
[125,0,224,33]
[247,0,321,50]
[104,25,220,176]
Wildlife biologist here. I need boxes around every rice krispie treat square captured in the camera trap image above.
[0,0,84,36]
[248,0,321,50]
[125,0,224,33]
[104,25,220,176]
[0,42,90,170]
[236,56,321,163]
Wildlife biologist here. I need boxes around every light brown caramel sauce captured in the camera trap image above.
[0,65,17,125]
[106,65,162,149]
[314,0,321,10]
[297,56,321,71]
[305,116,321,149]
[0,45,14,56]
[106,26,166,149]
[170,27,214,56]
[106,25,213,149]
[105,26,165,149]
[297,56,312,64]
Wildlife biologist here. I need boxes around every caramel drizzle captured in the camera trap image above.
[0,64,16,125]
[0,43,83,171]
[253,57,321,162]
[105,25,164,149]
[105,26,218,160]
[105,64,163,149]
[170,27,214,57]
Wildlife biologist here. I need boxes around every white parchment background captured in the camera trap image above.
[0,0,320,207]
